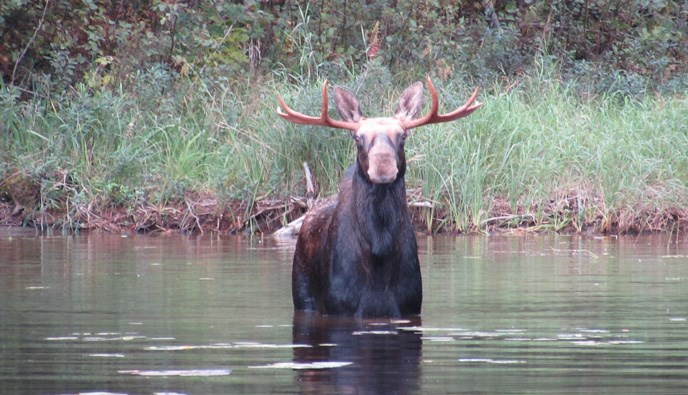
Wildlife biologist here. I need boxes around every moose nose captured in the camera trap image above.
[367,137,398,184]
[368,162,398,184]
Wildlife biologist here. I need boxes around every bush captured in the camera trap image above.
[2,1,687,96]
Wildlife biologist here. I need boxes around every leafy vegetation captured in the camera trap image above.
[1,1,687,234]
[3,1,686,93]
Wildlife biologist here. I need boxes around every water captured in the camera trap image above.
[1,228,687,394]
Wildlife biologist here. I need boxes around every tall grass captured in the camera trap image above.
[1,61,687,233]
[407,62,688,232]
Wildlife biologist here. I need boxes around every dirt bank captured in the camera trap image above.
[2,191,686,236]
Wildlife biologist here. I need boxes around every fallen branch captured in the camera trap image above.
[480,214,535,227]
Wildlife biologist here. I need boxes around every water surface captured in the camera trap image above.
[1,228,687,394]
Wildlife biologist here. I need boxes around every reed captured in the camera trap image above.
[1,64,686,233]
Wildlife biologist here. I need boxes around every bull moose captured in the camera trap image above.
[277,78,481,317]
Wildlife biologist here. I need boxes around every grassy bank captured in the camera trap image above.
[1,62,687,234]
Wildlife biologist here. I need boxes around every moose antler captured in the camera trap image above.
[277,77,481,131]
[401,77,482,130]
[277,80,360,131]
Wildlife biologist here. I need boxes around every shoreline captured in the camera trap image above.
[2,193,686,236]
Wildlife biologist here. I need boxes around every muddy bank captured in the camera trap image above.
[2,191,686,236]
[0,194,301,235]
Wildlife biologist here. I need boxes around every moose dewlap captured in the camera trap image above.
[277,78,481,317]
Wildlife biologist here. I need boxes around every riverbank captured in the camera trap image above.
[2,62,687,236]
[2,188,687,236]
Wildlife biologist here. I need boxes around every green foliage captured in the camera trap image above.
[2,58,687,233]
[2,1,686,95]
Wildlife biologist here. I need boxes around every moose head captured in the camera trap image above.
[278,77,482,185]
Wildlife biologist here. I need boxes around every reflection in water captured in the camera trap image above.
[292,312,422,394]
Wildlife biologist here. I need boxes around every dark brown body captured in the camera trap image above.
[292,164,422,317]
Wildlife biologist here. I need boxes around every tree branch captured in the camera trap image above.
[11,0,50,86]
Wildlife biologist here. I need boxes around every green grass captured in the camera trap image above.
[1,63,687,234]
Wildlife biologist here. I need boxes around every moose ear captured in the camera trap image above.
[394,81,424,122]
[332,86,363,122]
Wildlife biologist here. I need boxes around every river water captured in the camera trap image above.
[1,228,686,394]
